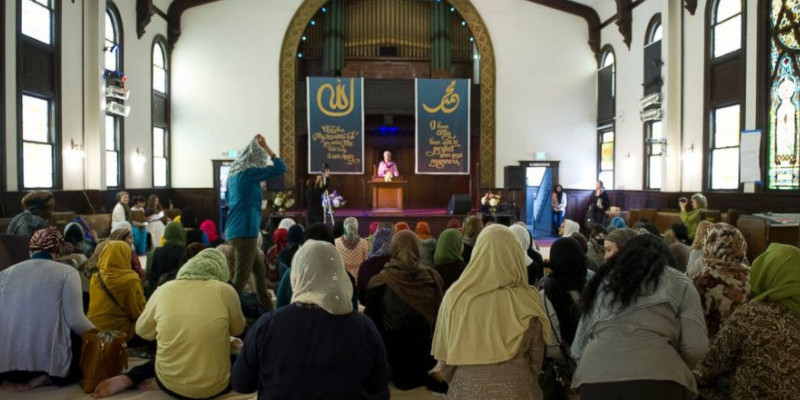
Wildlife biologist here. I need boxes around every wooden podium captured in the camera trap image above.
[369,178,406,215]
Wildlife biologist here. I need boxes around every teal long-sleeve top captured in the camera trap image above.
[224,158,286,240]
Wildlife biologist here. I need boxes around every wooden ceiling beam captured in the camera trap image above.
[167,0,223,49]
[524,0,602,64]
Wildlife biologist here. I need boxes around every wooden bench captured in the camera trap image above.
[737,215,800,262]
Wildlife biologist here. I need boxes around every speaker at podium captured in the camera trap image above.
[448,194,471,215]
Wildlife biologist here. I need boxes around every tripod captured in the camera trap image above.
[321,167,334,225]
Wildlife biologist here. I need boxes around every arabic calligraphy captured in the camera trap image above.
[316,79,355,117]
[422,80,460,114]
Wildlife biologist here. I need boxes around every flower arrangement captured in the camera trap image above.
[481,192,502,213]
[322,190,346,210]
[384,171,394,182]
[273,191,295,213]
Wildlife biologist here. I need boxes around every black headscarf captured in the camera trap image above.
[544,237,587,345]
[304,223,334,244]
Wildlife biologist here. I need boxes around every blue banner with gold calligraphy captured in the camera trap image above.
[307,77,364,174]
[415,79,470,174]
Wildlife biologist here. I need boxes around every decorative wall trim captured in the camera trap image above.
[525,0,601,63]
[615,0,632,48]
[685,0,698,15]
[279,0,497,187]
[136,0,153,39]
[166,0,222,49]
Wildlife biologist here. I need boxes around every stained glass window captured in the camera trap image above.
[767,0,800,190]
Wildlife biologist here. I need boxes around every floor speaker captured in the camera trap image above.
[504,166,525,189]
[448,194,471,215]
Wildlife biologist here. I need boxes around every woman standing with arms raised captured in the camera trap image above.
[225,134,285,311]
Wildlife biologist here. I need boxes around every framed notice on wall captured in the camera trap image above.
[307,77,365,174]
[415,79,470,175]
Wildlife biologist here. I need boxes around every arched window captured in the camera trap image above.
[18,0,59,189]
[643,15,663,190]
[598,47,616,188]
[766,0,800,190]
[104,3,124,188]
[706,0,744,190]
[152,38,169,187]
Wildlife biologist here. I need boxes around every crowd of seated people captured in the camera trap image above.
[2,196,800,399]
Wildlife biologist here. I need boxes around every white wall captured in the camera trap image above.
[2,0,168,191]
[171,0,598,189]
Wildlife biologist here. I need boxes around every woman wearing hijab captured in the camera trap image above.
[145,222,186,294]
[63,221,93,257]
[609,216,626,230]
[446,218,462,231]
[394,221,411,232]
[87,241,147,343]
[105,223,146,281]
[277,225,304,279]
[232,241,390,399]
[357,227,394,300]
[92,249,246,399]
[0,228,95,391]
[560,219,580,237]
[432,224,551,399]
[414,221,437,267]
[692,223,750,339]
[365,221,380,252]
[365,230,444,390]
[335,217,369,281]
[266,227,290,284]
[225,134,285,311]
[460,215,483,264]
[551,184,567,235]
[144,194,166,249]
[278,217,295,231]
[199,220,223,247]
[603,228,638,260]
[433,228,466,291]
[686,220,714,279]
[571,234,709,399]
[694,243,800,400]
[539,238,587,362]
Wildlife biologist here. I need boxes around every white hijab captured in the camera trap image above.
[562,219,580,237]
[278,218,296,231]
[290,240,353,315]
[509,224,534,265]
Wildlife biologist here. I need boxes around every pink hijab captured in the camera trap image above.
[199,220,219,243]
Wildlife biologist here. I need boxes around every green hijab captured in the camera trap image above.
[164,221,186,247]
[750,243,800,318]
[176,248,229,282]
[434,228,463,266]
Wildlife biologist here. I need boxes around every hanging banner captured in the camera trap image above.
[307,77,364,174]
[415,79,470,174]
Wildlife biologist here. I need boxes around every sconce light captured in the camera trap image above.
[623,151,632,159]
[133,147,147,165]
[67,139,85,159]
[682,143,696,161]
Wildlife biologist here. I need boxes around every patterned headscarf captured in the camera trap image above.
[176,248,230,282]
[229,137,271,178]
[414,221,433,240]
[368,227,394,259]
[691,220,714,250]
[703,223,747,269]
[341,217,361,249]
[29,227,62,253]
[291,240,353,315]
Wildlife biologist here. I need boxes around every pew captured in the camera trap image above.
[737,214,800,262]
[0,234,30,271]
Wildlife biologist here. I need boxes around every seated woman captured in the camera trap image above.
[365,230,444,390]
[199,219,224,247]
[540,238,587,363]
[679,193,707,239]
[686,220,714,279]
[694,243,800,400]
[145,194,167,248]
[87,241,147,344]
[93,248,246,399]
[460,216,483,264]
[415,221,437,267]
[433,228,466,292]
[692,223,750,339]
[335,217,369,282]
[232,240,390,399]
[357,226,394,300]
[571,234,709,399]
[432,224,551,399]
[6,191,54,238]
[145,222,186,294]
[0,228,95,392]
[63,221,94,258]
[277,225,304,280]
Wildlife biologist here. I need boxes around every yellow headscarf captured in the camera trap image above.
[97,240,139,284]
[432,224,553,365]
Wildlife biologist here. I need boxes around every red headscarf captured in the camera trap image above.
[368,221,380,236]
[273,228,289,253]
[415,221,433,240]
[199,220,219,243]
[447,218,462,230]
[395,222,410,232]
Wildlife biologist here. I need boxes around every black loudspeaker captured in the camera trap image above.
[504,166,525,189]
[448,194,471,215]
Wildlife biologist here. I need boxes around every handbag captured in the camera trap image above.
[79,329,128,393]
[538,297,577,400]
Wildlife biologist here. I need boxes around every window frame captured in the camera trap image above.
[16,0,60,190]
[151,36,170,188]
[104,1,124,188]
[704,0,746,192]
[643,14,663,191]
[597,46,616,189]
